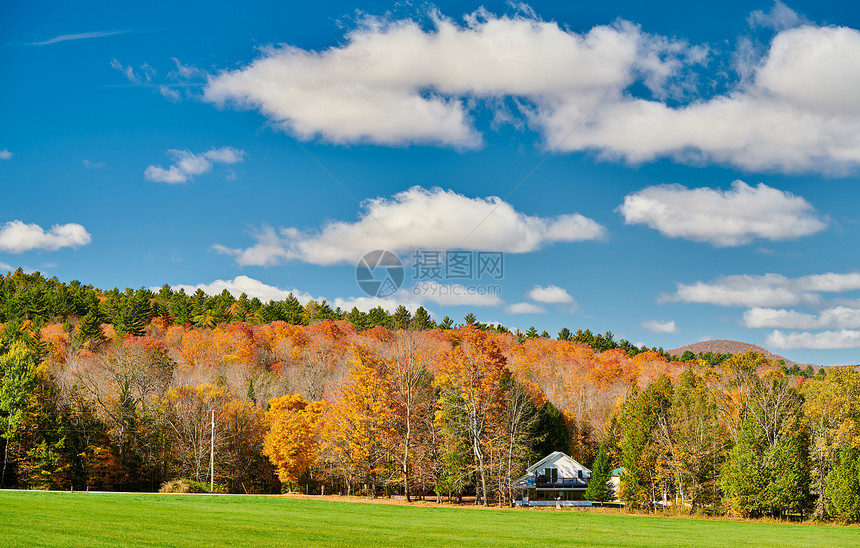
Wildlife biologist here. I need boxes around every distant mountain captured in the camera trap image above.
[667,340,803,367]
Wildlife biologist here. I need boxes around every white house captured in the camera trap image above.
[513,451,592,507]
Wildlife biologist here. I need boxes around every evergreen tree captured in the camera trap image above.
[74,310,104,348]
[282,294,304,325]
[721,418,771,517]
[391,305,412,330]
[170,291,192,325]
[366,306,391,328]
[114,289,151,336]
[585,443,613,502]
[826,447,860,521]
[533,401,571,456]
[345,307,369,331]
[410,306,433,330]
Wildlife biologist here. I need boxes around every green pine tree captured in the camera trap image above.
[533,402,571,456]
[410,306,433,330]
[391,305,412,330]
[585,443,614,502]
[826,447,860,521]
[74,310,104,347]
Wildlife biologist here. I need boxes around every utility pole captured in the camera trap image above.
[210,408,215,493]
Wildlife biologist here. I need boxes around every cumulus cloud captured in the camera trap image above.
[671,271,860,349]
[507,302,546,314]
[0,220,91,253]
[0,149,12,160]
[170,275,501,313]
[618,180,826,246]
[145,146,245,184]
[527,284,574,304]
[201,7,860,173]
[744,305,860,330]
[541,24,860,173]
[641,319,677,334]
[666,272,860,308]
[666,273,806,307]
[203,10,692,149]
[171,275,313,303]
[766,329,860,349]
[215,186,605,266]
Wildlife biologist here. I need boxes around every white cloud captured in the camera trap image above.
[766,329,860,349]
[666,273,806,307]
[158,86,181,102]
[332,295,411,313]
[0,149,12,160]
[110,58,139,83]
[171,275,314,303]
[0,220,91,253]
[202,8,860,173]
[170,276,501,313]
[82,159,105,169]
[527,284,574,304]
[744,305,860,330]
[618,180,826,246]
[507,302,546,314]
[665,272,860,308]
[145,146,245,184]
[203,10,688,149]
[30,30,127,46]
[215,186,605,266]
[0,262,12,271]
[641,319,677,334]
[748,1,807,31]
[202,147,244,164]
[170,58,207,80]
[553,24,860,173]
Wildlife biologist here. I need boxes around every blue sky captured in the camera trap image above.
[3,1,860,364]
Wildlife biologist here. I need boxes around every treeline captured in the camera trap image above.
[1,269,684,360]
[3,268,859,522]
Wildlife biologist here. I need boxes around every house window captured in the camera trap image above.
[544,468,558,482]
[577,470,583,479]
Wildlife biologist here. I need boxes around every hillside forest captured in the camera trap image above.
[1,269,859,521]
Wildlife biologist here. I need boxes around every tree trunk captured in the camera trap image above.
[1,436,8,488]
[403,407,411,502]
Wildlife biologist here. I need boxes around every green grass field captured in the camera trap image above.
[1,491,858,547]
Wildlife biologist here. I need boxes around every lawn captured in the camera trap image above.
[1,491,857,547]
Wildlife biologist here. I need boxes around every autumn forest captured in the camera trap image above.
[1,269,859,522]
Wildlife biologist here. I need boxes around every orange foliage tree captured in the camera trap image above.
[434,327,509,506]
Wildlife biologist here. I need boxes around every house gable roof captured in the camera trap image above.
[525,451,592,476]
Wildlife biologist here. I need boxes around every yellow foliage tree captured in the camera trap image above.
[319,345,397,497]
[263,394,324,486]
